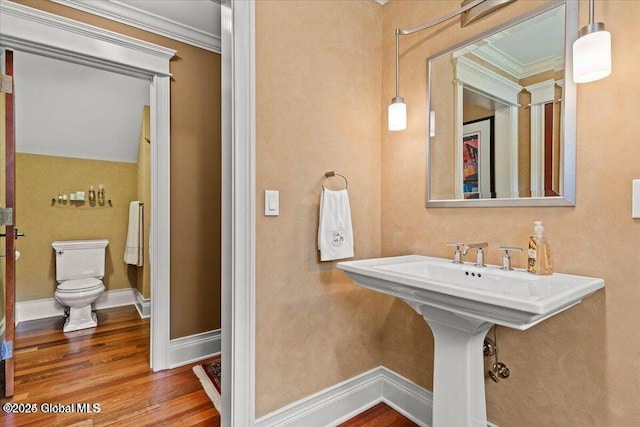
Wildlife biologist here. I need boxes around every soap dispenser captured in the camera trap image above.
[527,221,553,275]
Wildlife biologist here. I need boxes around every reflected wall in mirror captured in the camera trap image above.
[427,1,577,207]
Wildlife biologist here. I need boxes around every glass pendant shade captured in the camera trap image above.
[388,98,407,131]
[573,28,611,83]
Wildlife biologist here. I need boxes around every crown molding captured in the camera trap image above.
[473,43,563,80]
[50,0,221,53]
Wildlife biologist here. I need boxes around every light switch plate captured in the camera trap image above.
[633,180,640,219]
[264,190,279,216]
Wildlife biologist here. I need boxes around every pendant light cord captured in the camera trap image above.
[395,29,400,99]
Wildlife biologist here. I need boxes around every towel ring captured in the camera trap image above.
[322,171,348,190]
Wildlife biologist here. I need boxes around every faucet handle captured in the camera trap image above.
[462,242,488,258]
[465,242,488,249]
[446,242,465,264]
[499,246,522,270]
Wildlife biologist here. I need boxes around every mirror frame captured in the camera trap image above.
[426,0,577,208]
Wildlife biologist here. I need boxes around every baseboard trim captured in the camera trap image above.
[379,367,432,426]
[134,290,151,319]
[15,287,137,325]
[255,367,385,427]
[168,329,221,369]
[256,366,500,427]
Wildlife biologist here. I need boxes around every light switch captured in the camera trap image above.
[264,190,279,216]
[633,180,640,219]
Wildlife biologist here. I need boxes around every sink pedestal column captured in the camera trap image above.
[410,303,493,427]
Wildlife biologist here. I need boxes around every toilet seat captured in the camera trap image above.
[57,278,103,293]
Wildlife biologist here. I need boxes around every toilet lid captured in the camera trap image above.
[58,278,103,292]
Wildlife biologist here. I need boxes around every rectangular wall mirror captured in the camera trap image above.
[426,1,577,207]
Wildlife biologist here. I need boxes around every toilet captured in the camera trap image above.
[52,239,108,332]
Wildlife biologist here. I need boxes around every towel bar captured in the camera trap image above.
[322,171,348,190]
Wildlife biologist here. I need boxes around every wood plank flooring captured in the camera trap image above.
[1,305,415,426]
[339,403,418,427]
[0,306,220,427]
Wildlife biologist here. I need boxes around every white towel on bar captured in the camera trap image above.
[124,201,144,266]
[318,188,354,261]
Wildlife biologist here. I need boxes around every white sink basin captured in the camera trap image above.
[338,255,604,330]
[338,255,604,427]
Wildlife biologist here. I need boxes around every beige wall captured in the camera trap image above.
[382,1,640,426]
[255,0,385,417]
[136,106,151,299]
[15,154,137,302]
[462,100,494,123]
[12,0,222,338]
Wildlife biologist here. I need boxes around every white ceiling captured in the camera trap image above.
[469,5,565,79]
[490,6,564,67]
[124,0,220,34]
[15,51,150,163]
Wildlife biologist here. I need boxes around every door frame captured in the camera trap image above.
[221,0,256,425]
[0,1,175,371]
[1,48,16,397]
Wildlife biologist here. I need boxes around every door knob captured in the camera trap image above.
[0,228,26,239]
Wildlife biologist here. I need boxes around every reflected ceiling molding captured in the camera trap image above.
[50,0,222,53]
[472,44,563,80]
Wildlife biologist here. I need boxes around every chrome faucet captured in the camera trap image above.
[446,242,465,264]
[463,242,488,267]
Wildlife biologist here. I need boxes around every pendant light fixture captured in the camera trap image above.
[388,28,406,131]
[573,0,611,83]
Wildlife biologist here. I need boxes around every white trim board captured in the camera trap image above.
[15,287,137,325]
[169,329,221,369]
[255,365,500,427]
[134,289,151,319]
[221,1,256,425]
[50,0,221,53]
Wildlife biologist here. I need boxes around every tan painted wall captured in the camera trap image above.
[136,106,151,299]
[255,0,385,417]
[15,154,137,302]
[462,100,494,123]
[382,1,640,426]
[12,0,221,337]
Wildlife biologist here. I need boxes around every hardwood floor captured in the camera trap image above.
[2,305,414,426]
[339,403,418,427]
[1,306,220,427]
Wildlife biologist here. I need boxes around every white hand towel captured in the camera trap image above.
[318,188,354,261]
[124,201,144,266]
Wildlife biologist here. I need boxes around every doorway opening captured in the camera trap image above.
[1,1,174,396]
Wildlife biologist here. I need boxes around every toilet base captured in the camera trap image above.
[63,305,98,332]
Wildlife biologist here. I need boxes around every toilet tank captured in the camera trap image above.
[52,239,109,281]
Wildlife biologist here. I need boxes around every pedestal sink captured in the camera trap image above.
[337,255,604,427]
